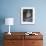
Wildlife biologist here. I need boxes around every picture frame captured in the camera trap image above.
[21,7,35,24]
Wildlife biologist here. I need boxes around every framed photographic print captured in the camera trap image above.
[21,7,35,24]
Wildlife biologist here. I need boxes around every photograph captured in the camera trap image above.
[21,7,35,24]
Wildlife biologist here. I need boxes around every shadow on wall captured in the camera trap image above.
[0,16,5,32]
[0,16,5,46]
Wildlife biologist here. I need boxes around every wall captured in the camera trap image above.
[0,0,46,32]
[0,0,46,46]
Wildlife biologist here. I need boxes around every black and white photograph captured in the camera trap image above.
[21,7,35,24]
